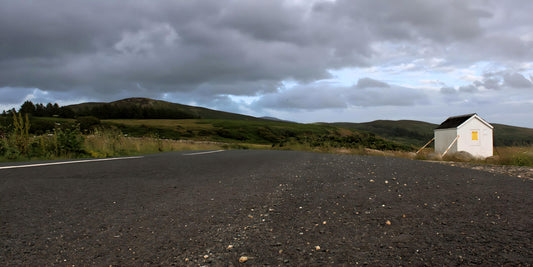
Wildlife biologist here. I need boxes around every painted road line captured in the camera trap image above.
[0,156,144,170]
[183,150,225,156]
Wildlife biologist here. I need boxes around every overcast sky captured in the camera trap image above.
[1,0,532,127]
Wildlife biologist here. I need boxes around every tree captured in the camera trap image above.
[59,106,75,118]
[34,103,45,116]
[45,103,54,116]
[19,101,36,115]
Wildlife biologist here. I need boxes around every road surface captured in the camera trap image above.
[1,150,531,265]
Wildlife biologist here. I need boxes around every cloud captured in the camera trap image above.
[356,78,390,89]
[503,72,533,88]
[114,23,179,55]
[0,0,514,98]
[254,83,348,110]
[255,78,427,110]
[0,87,38,104]
[441,70,531,95]
[440,87,457,95]
[1,0,532,127]
[458,85,478,93]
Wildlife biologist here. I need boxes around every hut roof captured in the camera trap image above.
[435,113,477,129]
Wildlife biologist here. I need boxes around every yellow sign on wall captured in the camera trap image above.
[472,131,478,141]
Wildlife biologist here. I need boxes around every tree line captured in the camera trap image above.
[1,100,198,120]
[2,101,75,118]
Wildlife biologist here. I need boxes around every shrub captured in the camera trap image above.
[54,125,85,156]
[512,154,532,166]
[30,119,55,135]
[12,112,31,156]
[76,116,101,132]
[0,136,20,159]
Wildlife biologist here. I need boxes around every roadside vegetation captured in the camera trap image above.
[414,146,533,167]
[1,98,532,167]
[0,113,412,162]
[0,115,233,162]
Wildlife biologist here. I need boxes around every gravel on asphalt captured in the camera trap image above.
[1,150,531,265]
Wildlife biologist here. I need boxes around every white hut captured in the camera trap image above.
[434,113,494,158]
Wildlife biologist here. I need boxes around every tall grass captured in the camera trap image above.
[492,146,533,167]
[84,128,227,157]
[414,147,533,167]
[0,125,233,162]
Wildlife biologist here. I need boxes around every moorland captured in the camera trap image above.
[1,97,532,167]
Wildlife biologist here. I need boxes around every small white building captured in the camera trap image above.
[434,113,494,158]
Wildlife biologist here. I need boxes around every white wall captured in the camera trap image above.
[457,118,493,158]
[434,128,458,155]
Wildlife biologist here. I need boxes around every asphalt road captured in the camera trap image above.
[1,150,531,265]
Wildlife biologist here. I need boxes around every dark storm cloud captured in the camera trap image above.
[0,0,347,99]
[0,2,494,93]
[0,0,531,115]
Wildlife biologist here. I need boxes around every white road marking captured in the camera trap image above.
[182,150,225,156]
[0,156,144,170]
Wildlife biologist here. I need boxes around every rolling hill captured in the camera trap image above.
[66,97,532,147]
[329,120,533,147]
[64,98,412,151]
[68,97,263,121]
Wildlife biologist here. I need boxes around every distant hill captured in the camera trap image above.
[259,116,295,123]
[329,120,533,147]
[66,98,532,147]
[328,120,436,147]
[492,123,533,146]
[64,98,412,151]
[68,97,262,121]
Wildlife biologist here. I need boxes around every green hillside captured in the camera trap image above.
[329,120,533,147]
[492,124,533,146]
[6,97,530,150]
[329,120,436,147]
[68,97,262,121]
[0,97,412,152]
[99,118,413,151]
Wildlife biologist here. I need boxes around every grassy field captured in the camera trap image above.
[0,116,413,162]
[102,119,413,152]
[329,120,436,147]
[1,114,532,167]
[493,146,533,166]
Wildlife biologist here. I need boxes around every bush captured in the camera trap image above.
[509,153,533,167]
[55,126,85,155]
[76,116,101,132]
[30,119,55,135]
[0,136,20,159]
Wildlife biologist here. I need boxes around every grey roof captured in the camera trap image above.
[435,113,477,129]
